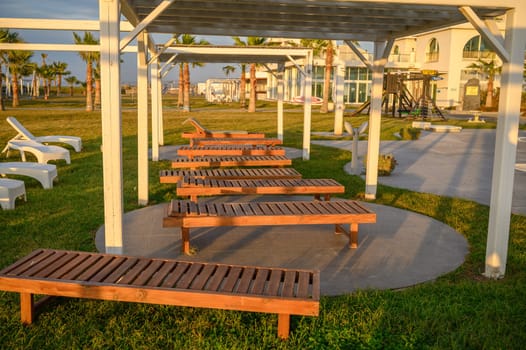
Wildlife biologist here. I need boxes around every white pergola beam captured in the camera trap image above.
[0,18,133,31]
[344,40,372,70]
[120,0,176,50]
[148,36,178,65]
[0,43,136,53]
[458,6,510,63]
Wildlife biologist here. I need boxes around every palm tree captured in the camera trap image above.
[65,76,78,96]
[232,36,274,112]
[38,63,55,100]
[0,29,20,111]
[223,65,236,77]
[300,39,335,113]
[467,58,501,108]
[52,61,70,96]
[73,31,99,112]
[177,62,184,108]
[7,49,34,107]
[176,34,210,112]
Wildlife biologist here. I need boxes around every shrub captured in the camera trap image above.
[363,153,397,176]
[399,127,421,140]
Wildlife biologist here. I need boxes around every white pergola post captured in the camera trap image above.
[365,41,389,199]
[302,50,313,160]
[277,63,285,141]
[157,69,164,146]
[99,0,124,253]
[334,63,346,136]
[484,7,526,278]
[151,60,160,161]
[137,31,149,206]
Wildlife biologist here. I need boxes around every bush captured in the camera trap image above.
[399,127,421,140]
[364,153,398,176]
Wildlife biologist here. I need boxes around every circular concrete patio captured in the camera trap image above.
[96,195,468,296]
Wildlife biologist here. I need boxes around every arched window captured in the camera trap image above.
[393,45,400,55]
[463,35,494,59]
[426,38,439,62]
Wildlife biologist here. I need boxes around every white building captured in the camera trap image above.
[265,21,509,110]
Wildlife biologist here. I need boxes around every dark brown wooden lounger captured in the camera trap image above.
[160,168,303,183]
[0,249,319,339]
[164,199,376,254]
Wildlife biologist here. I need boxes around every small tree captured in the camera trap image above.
[52,61,70,96]
[73,31,99,112]
[65,76,78,96]
[467,58,501,108]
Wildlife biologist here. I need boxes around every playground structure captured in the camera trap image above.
[205,79,239,103]
[350,71,446,120]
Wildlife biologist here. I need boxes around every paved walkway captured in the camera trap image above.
[96,138,476,295]
[313,128,526,215]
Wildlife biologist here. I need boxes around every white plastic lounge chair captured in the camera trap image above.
[0,162,58,189]
[4,116,82,152]
[0,178,26,210]
[6,140,71,165]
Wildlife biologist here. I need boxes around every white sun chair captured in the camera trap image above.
[0,162,58,189]
[0,178,26,210]
[4,116,82,152]
[6,140,71,165]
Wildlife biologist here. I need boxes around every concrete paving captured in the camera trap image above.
[95,196,467,296]
[313,128,526,215]
[95,139,477,296]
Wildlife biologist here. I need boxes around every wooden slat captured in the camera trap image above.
[236,267,256,294]
[116,259,151,285]
[176,263,203,289]
[61,254,103,280]
[32,251,79,278]
[133,260,165,286]
[266,269,283,296]
[89,256,127,283]
[220,266,243,292]
[161,262,191,288]
[296,271,311,299]
[15,250,67,277]
[282,270,297,297]
[105,257,140,284]
[251,269,270,294]
[0,249,48,275]
[146,261,177,287]
[160,168,302,182]
[204,265,230,292]
[190,264,216,290]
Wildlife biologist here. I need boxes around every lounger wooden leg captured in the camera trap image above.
[350,223,359,249]
[20,292,34,324]
[334,224,345,234]
[181,227,191,254]
[277,313,290,339]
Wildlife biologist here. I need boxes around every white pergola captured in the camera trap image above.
[2,0,525,279]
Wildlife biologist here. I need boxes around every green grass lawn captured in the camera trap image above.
[0,96,525,349]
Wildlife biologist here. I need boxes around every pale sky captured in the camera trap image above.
[1,1,237,84]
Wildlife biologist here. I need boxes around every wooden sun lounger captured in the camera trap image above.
[182,117,266,139]
[177,178,345,201]
[191,138,282,147]
[164,200,376,254]
[177,145,286,159]
[0,249,319,339]
[171,156,292,169]
[160,168,303,183]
